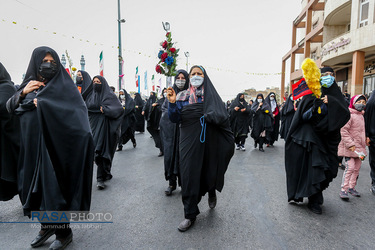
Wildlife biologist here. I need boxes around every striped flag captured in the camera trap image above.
[151,75,155,91]
[99,51,104,76]
[157,78,161,94]
[135,66,138,87]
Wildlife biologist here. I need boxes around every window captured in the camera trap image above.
[311,50,317,60]
[359,0,369,27]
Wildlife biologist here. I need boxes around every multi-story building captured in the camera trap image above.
[321,0,375,95]
[244,87,281,102]
[282,0,375,97]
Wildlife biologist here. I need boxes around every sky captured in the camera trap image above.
[0,0,302,100]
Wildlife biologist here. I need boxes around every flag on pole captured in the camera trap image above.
[144,71,148,91]
[157,78,161,94]
[138,75,141,93]
[99,51,104,76]
[135,66,139,87]
[151,75,155,91]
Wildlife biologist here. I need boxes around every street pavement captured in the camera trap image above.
[1,131,375,249]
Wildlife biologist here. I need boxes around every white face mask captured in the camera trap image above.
[190,75,204,88]
[163,92,167,98]
[120,94,125,100]
[270,97,275,101]
[258,99,263,103]
[175,79,186,89]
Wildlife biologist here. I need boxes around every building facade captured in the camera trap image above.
[321,0,375,96]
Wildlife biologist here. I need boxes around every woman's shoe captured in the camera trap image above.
[165,186,176,196]
[259,148,264,152]
[178,218,196,232]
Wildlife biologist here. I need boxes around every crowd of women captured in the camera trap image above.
[1,47,375,249]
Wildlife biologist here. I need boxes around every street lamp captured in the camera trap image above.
[80,55,85,71]
[117,0,126,91]
[61,54,66,68]
[184,52,190,71]
[162,22,170,32]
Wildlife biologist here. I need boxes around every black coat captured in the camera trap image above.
[6,47,94,215]
[280,94,295,140]
[134,93,145,132]
[229,93,250,137]
[0,63,20,201]
[76,70,91,94]
[250,94,273,141]
[84,76,123,163]
[118,89,136,140]
[264,92,280,144]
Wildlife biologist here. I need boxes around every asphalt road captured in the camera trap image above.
[1,131,375,249]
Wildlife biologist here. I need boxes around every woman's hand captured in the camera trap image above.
[152,103,157,107]
[166,87,176,103]
[321,96,328,104]
[240,108,246,112]
[141,111,145,116]
[367,137,371,146]
[21,81,45,97]
[33,98,38,107]
[349,146,356,152]
[234,107,240,111]
[100,106,104,113]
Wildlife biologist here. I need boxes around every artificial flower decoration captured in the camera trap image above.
[156,31,179,76]
[301,58,321,98]
[265,110,269,113]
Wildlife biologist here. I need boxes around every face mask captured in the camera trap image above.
[290,96,293,101]
[120,94,125,100]
[239,98,244,102]
[175,79,186,89]
[76,76,83,84]
[93,84,102,92]
[270,97,275,101]
[354,103,365,112]
[39,62,58,80]
[190,75,204,88]
[258,99,263,103]
[321,75,335,88]
[163,93,167,98]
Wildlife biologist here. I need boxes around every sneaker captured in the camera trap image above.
[235,144,240,150]
[371,185,375,195]
[339,190,349,200]
[348,188,361,197]
[97,181,106,190]
[240,146,246,151]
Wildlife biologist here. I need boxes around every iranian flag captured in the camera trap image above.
[135,66,139,87]
[99,51,104,76]
[151,75,155,91]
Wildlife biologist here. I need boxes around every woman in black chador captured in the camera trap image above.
[134,92,145,133]
[365,90,375,194]
[229,93,250,151]
[117,89,137,151]
[75,70,91,94]
[0,62,20,201]
[250,94,273,152]
[285,64,349,215]
[280,94,295,140]
[167,65,234,232]
[6,47,94,249]
[83,75,123,190]
[159,70,190,195]
[142,91,164,156]
[264,92,280,147]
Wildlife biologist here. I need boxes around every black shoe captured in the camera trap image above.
[165,186,176,196]
[31,228,56,248]
[178,218,196,232]
[254,142,257,148]
[116,147,122,151]
[371,185,375,195]
[97,181,106,190]
[259,148,264,152]
[208,195,217,209]
[133,141,137,148]
[307,202,322,214]
[49,232,73,250]
[158,151,164,157]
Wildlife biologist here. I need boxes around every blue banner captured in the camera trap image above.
[144,71,148,90]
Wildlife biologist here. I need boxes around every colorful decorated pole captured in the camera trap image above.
[99,51,104,76]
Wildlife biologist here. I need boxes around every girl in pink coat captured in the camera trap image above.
[338,95,367,200]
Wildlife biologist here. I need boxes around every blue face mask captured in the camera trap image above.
[321,75,335,88]
[290,96,293,101]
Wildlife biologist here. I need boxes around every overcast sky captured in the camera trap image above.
[0,0,301,100]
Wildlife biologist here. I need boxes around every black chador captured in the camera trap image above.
[117,89,136,151]
[285,68,349,213]
[229,93,250,149]
[250,94,273,151]
[159,70,190,194]
[6,47,94,246]
[168,66,234,229]
[143,92,163,155]
[76,70,91,94]
[0,63,20,201]
[134,93,145,132]
[365,90,375,191]
[264,92,280,146]
[83,75,123,189]
[280,94,295,140]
